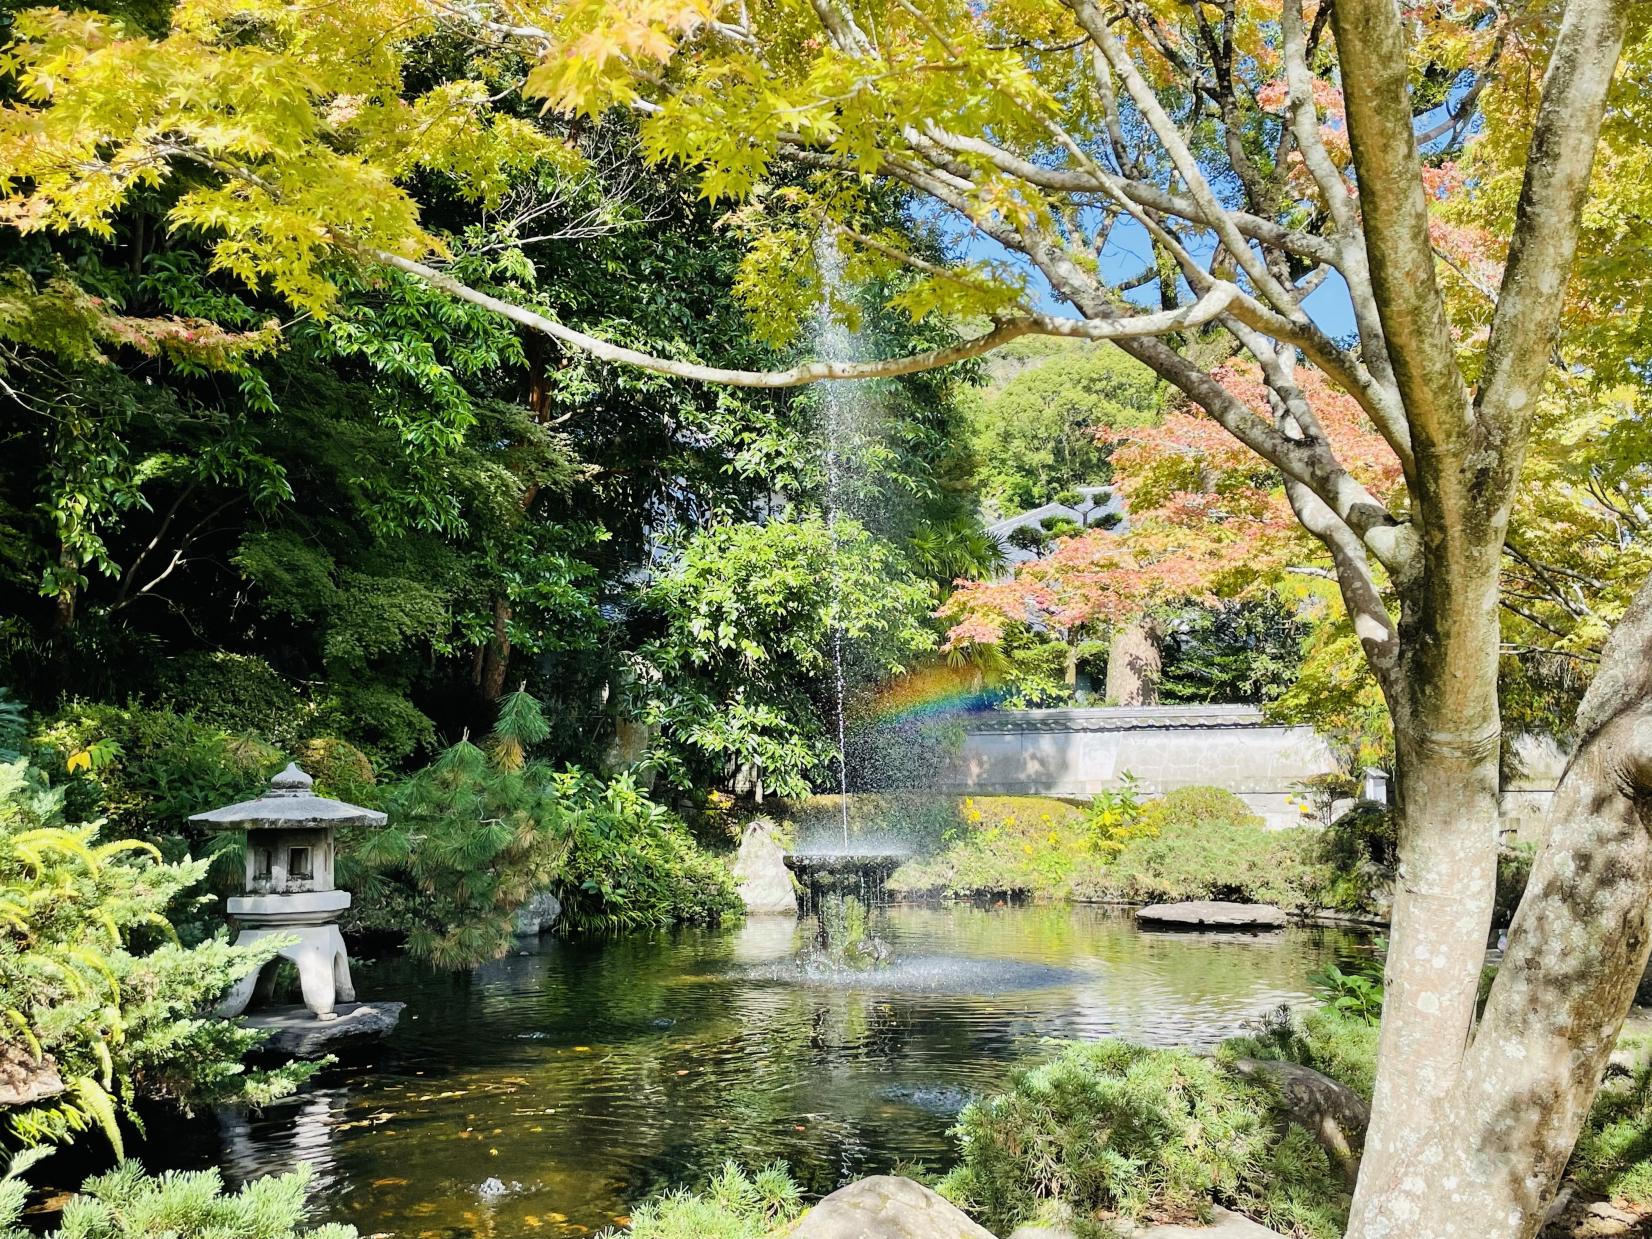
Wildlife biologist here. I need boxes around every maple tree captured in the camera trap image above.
[941,359,1400,704]
[1,0,1649,1235]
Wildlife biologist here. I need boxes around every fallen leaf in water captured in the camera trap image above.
[573,1046,591,1052]
[489,1148,499,1156]
[370,1178,409,1188]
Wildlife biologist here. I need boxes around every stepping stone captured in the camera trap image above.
[1136,901,1286,929]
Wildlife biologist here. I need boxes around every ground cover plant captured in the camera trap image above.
[594,1163,802,1239]
[937,1039,1347,1239]
[0,1154,355,1239]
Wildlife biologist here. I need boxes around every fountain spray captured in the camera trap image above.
[815,236,855,848]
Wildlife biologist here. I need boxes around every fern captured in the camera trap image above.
[0,690,24,763]
[1,757,317,1154]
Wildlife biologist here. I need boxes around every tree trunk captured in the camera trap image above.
[479,595,512,701]
[1351,580,1505,1228]
[1105,618,1160,706]
[477,334,555,697]
[1350,577,1652,1239]
[51,541,77,632]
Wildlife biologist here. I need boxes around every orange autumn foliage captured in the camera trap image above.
[939,360,1402,649]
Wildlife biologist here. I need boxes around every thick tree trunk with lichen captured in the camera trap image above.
[1350,576,1652,1239]
[1350,559,1507,1223]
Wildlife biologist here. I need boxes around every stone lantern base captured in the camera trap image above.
[217,890,355,1021]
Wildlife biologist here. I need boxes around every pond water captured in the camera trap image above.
[165,904,1365,1238]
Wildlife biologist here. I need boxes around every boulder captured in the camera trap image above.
[1008,1206,1283,1239]
[785,1177,994,1239]
[0,1044,64,1109]
[514,891,563,937]
[1133,1207,1285,1238]
[1136,901,1286,930]
[1228,1058,1367,1188]
[734,819,798,915]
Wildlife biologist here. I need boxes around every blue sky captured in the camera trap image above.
[949,210,1359,340]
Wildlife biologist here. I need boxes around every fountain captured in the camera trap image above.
[784,848,910,914]
[781,236,913,915]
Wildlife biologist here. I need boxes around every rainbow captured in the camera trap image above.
[864,664,1006,726]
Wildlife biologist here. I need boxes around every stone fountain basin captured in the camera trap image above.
[783,850,912,875]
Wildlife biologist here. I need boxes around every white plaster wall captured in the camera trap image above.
[935,705,1339,828]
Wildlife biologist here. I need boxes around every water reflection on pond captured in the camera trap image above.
[179,904,1365,1238]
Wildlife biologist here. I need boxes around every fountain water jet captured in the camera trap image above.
[782,236,912,892]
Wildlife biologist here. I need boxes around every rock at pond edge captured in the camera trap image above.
[734,819,798,915]
[1008,1205,1284,1239]
[243,1001,404,1058]
[514,891,563,937]
[782,1176,994,1239]
[0,1044,64,1109]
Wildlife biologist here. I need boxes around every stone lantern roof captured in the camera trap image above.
[188,763,386,832]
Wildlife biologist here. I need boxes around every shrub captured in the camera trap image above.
[1572,1059,1652,1207]
[887,796,1087,899]
[348,693,741,963]
[0,1154,356,1239]
[151,653,309,748]
[1083,776,1149,860]
[1494,843,1536,930]
[938,1041,1344,1237]
[1078,818,1327,909]
[551,769,742,934]
[32,704,282,866]
[1136,786,1262,833]
[354,730,569,969]
[596,1163,802,1239]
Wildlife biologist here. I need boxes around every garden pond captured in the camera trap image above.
[151,904,1367,1238]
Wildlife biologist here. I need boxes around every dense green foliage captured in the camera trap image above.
[543,769,742,935]
[965,343,1162,516]
[0,760,312,1154]
[1225,1006,1384,1103]
[1572,1058,1652,1208]
[349,692,569,967]
[0,1154,354,1239]
[938,1041,1345,1238]
[1157,601,1309,706]
[640,517,936,800]
[349,692,739,964]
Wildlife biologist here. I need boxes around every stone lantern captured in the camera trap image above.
[191,763,383,1023]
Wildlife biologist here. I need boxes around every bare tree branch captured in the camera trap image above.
[371,250,1242,387]
[1330,0,1472,457]
[1475,0,1630,440]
